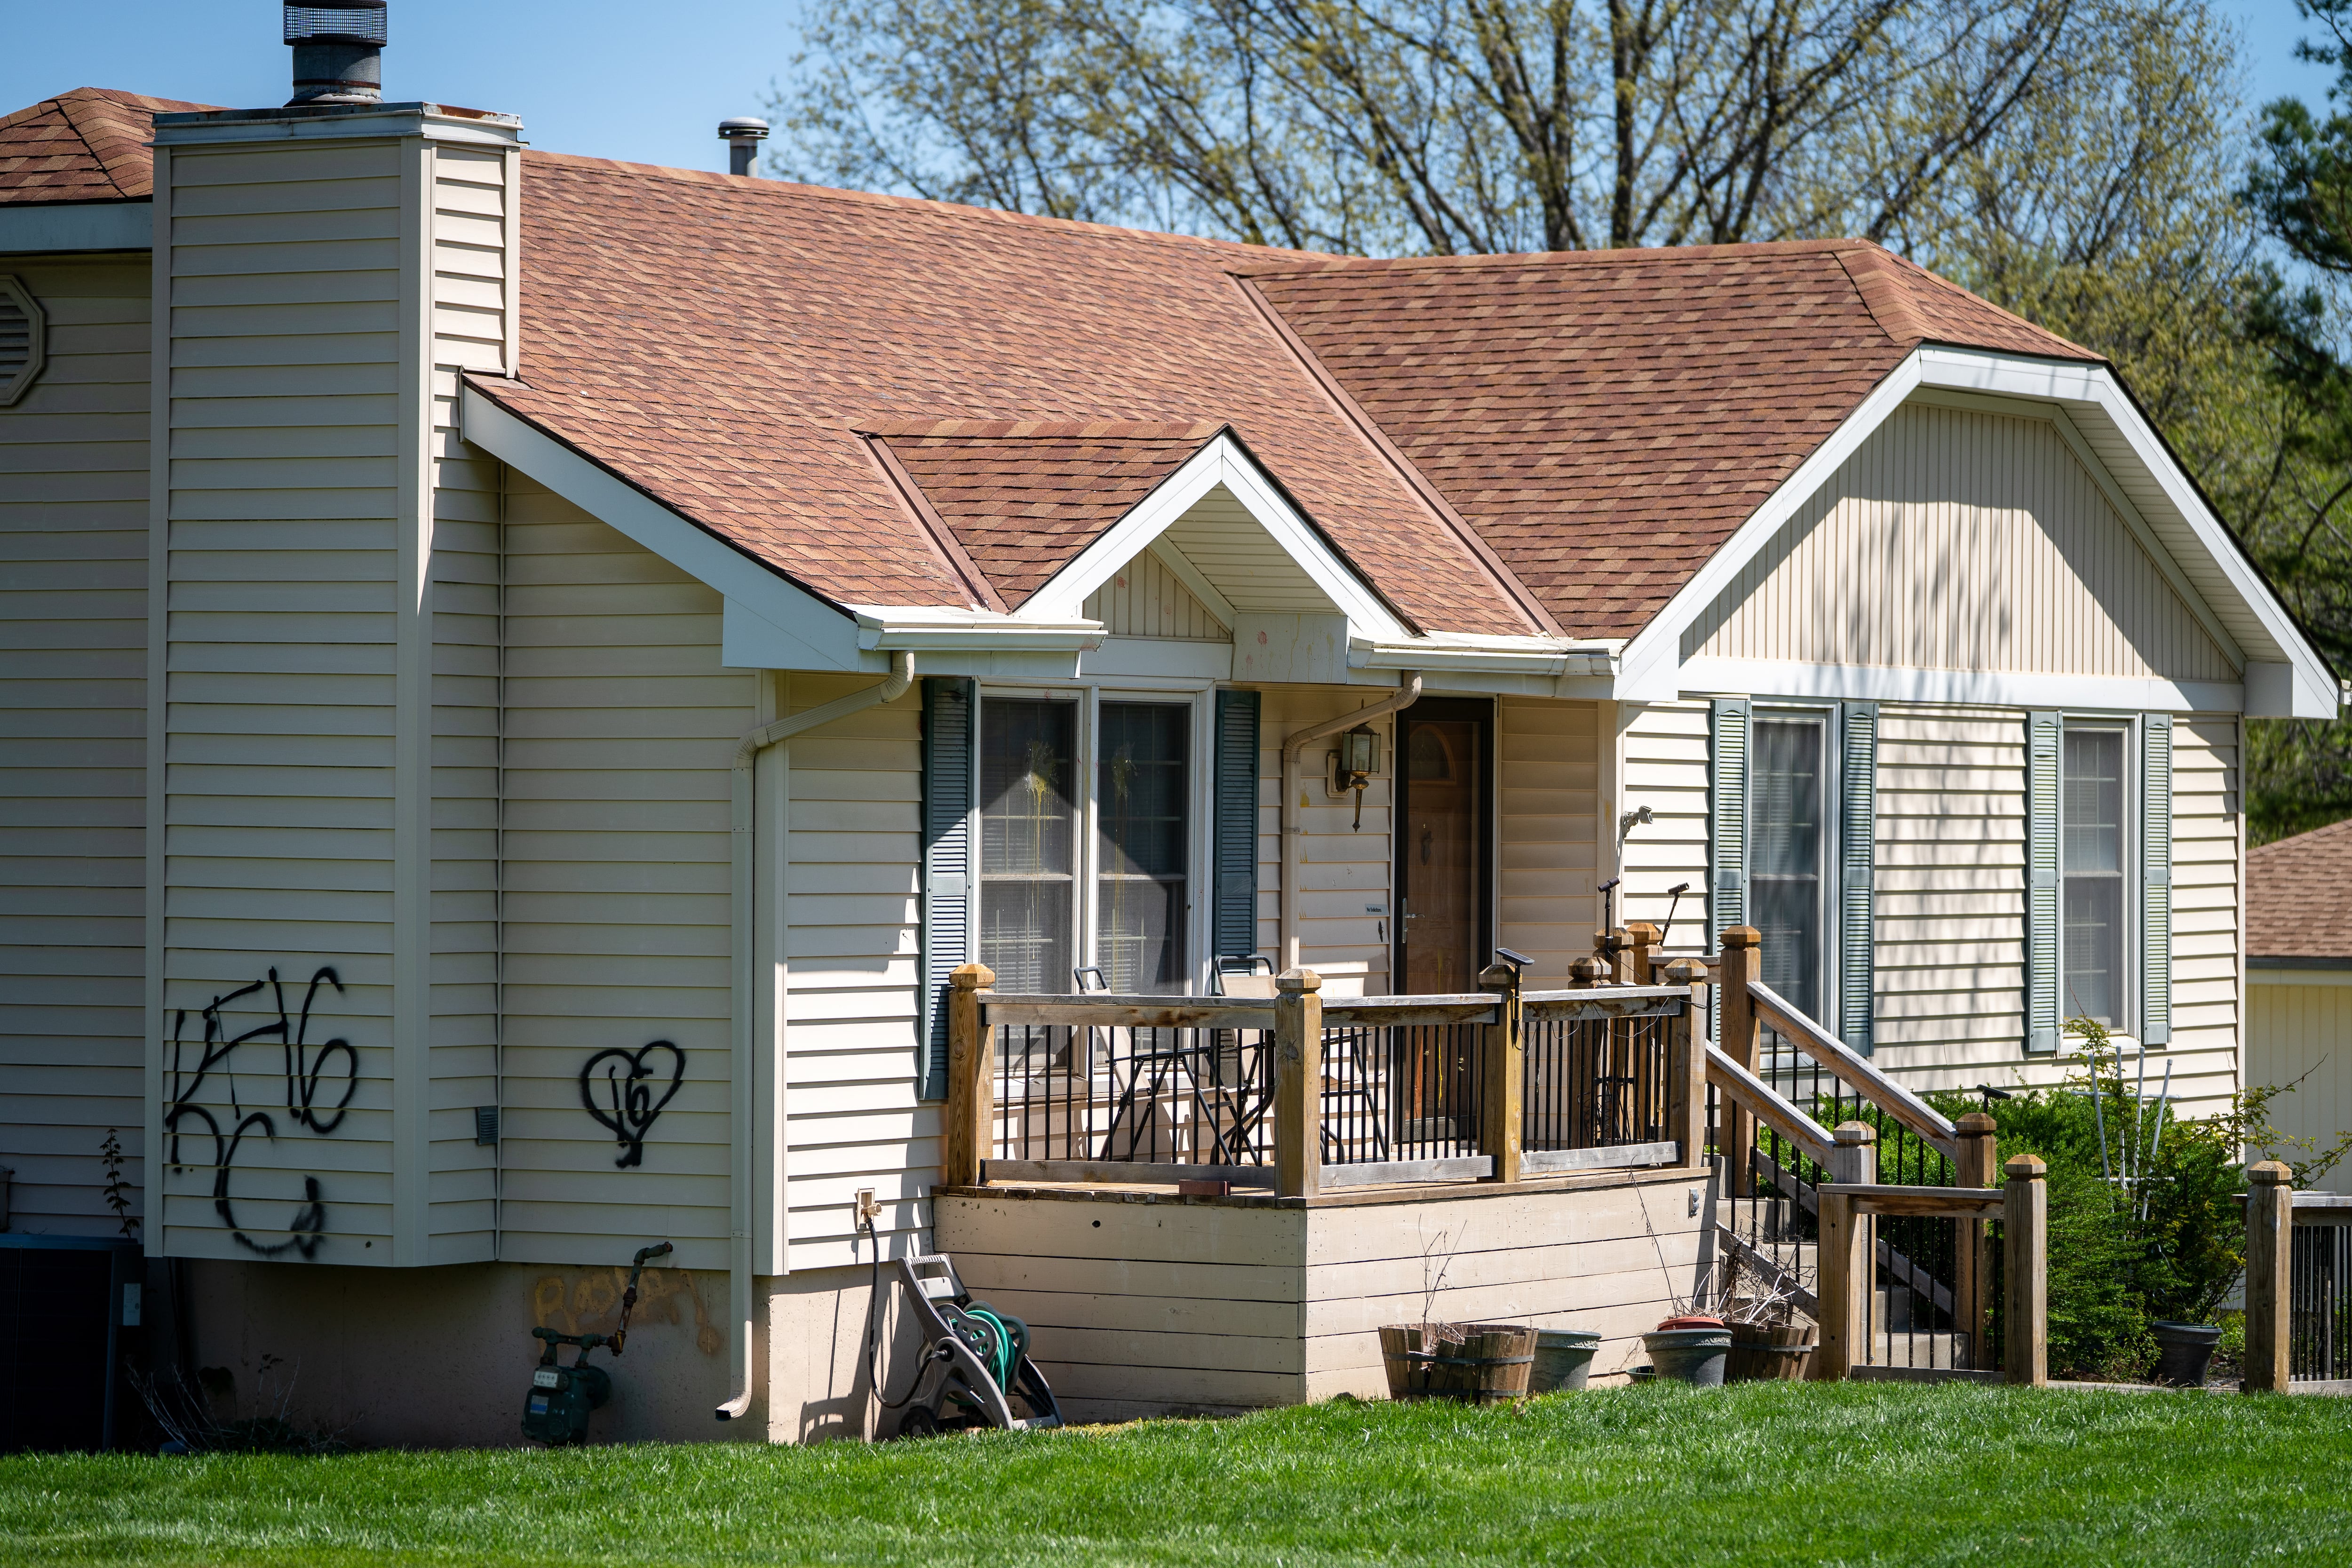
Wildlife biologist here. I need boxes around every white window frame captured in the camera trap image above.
[975,677,1216,994]
[1748,702,1842,1037]
[2058,715,2138,1036]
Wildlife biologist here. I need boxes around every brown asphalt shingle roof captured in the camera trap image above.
[2249,819,2352,961]
[0,90,2110,639]
[869,422,1219,609]
[481,153,1530,632]
[0,87,218,204]
[1242,242,2099,637]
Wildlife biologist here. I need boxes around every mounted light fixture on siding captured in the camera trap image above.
[285,1,388,106]
[1333,724,1380,830]
[0,276,45,407]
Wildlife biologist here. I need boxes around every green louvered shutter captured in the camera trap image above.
[1709,699,1751,949]
[1839,701,1878,1053]
[919,677,976,1099]
[2025,710,2062,1055]
[2142,713,2174,1047]
[1212,690,1262,966]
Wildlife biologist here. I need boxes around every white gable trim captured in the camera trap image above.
[1617,348,2338,716]
[1142,537,1239,628]
[463,383,862,668]
[1019,432,1412,640]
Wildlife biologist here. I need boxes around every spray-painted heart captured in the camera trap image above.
[580,1040,686,1168]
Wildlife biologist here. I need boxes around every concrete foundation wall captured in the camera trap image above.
[181,1256,889,1447]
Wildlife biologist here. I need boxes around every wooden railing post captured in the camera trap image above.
[2002,1152,2048,1387]
[1627,921,1661,986]
[1814,1121,1877,1380]
[943,961,995,1188]
[1717,927,1762,1195]
[1953,1110,1997,1371]
[2244,1160,2294,1393]
[1477,962,1523,1185]
[1602,926,1633,984]
[1274,967,1324,1199]
[1663,958,1708,1170]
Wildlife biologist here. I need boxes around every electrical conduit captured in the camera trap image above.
[1279,672,1422,972]
[717,651,915,1424]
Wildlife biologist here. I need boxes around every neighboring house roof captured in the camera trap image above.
[477,153,2097,636]
[0,88,218,204]
[2249,819,2352,963]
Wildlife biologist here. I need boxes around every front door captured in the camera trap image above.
[1395,699,1491,994]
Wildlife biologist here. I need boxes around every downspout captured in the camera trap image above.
[1280,673,1422,972]
[717,650,915,1424]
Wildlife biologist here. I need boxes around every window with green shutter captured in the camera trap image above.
[1212,690,1260,966]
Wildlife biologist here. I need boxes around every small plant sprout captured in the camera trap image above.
[100,1127,135,1240]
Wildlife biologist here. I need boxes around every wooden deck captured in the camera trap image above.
[935,1164,1713,1423]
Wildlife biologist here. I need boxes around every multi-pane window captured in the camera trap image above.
[1096,702,1188,989]
[2061,726,2126,1027]
[1751,715,1826,1021]
[978,698,1078,992]
[976,695,1194,994]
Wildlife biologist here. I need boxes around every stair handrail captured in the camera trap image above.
[1704,1043,1836,1172]
[1746,979,1960,1163]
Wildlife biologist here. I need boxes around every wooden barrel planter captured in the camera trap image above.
[1726,1320,1816,1382]
[1378,1323,1536,1404]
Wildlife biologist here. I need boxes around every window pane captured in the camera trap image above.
[2062,730,2122,874]
[1098,702,1188,991]
[979,699,1077,990]
[2062,726,2126,1026]
[1751,718,1823,1019]
[2063,874,2122,1026]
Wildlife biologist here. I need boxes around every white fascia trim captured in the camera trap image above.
[1350,633,1619,678]
[0,200,150,255]
[845,604,1104,651]
[1019,433,1412,640]
[1913,349,2336,717]
[1679,657,2244,714]
[1616,353,1925,701]
[461,383,861,670]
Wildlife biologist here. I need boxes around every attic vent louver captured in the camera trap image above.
[0,276,45,408]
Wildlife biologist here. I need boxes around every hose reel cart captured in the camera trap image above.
[876,1252,1062,1437]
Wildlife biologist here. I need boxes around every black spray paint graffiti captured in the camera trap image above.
[580,1041,685,1168]
[164,966,356,1259]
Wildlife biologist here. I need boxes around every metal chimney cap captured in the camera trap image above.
[285,2,389,45]
[718,118,771,141]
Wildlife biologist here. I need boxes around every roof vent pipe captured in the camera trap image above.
[719,117,769,177]
[285,2,388,106]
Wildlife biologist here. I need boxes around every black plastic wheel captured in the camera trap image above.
[895,1405,942,1439]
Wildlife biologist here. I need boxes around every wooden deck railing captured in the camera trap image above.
[941,959,1707,1197]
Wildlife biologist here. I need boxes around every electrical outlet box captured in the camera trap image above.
[855,1188,881,1223]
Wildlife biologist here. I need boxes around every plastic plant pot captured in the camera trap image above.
[1640,1327,1732,1386]
[2150,1321,2223,1388]
[1529,1329,1602,1393]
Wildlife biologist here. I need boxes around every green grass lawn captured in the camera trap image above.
[5,1383,2350,1567]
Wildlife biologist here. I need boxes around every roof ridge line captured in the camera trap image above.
[1230,273,1562,638]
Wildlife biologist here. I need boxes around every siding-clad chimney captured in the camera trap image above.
[146,84,521,1270]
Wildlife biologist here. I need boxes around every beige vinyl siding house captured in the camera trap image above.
[2245,821,2352,1196]
[0,67,2336,1448]
[0,250,150,1234]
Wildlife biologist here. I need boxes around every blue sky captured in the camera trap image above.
[0,0,2340,186]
